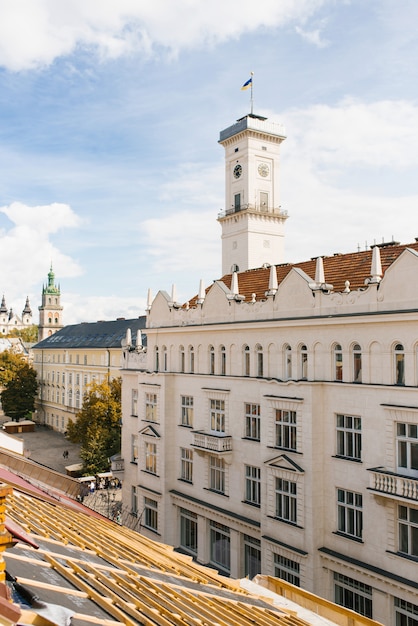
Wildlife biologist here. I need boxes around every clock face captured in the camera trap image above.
[258,162,269,178]
[233,164,242,179]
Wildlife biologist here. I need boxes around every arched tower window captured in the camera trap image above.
[334,344,343,382]
[395,343,405,386]
[300,344,308,380]
[284,344,292,380]
[243,345,250,377]
[189,346,195,374]
[352,344,362,383]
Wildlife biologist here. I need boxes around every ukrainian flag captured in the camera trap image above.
[241,77,252,90]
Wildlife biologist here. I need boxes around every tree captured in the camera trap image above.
[7,325,38,343]
[67,377,121,475]
[0,352,38,421]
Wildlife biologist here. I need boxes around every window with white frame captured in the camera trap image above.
[300,345,308,380]
[180,508,197,555]
[336,414,361,461]
[244,535,261,579]
[75,389,80,409]
[244,345,250,376]
[397,423,418,476]
[209,456,225,493]
[210,520,230,572]
[398,505,418,557]
[145,393,157,422]
[145,442,157,474]
[275,409,297,451]
[131,434,138,463]
[245,465,260,505]
[275,478,297,524]
[76,373,80,385]
[395,343,405,385]
[334,572,372,618]
[284,344,292,380]
[210,399,225,433]
[131,389,138,416]
[245,403,260,440]
[180,345,185,373]
[180,448,193,482]
[256,344,263,377]
[189,346,195,373]
[352,344,362,383]
[394,596,418,626]
[209,345,215,375]
[337,488,363,539]
[143,497,158,531]
[220,345,226,376]
[181,395,193,427]
[334,344,343,381]
[274,554,300,586]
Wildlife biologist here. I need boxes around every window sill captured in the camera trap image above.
[242,500,260,508]
[268,515,302,529]
[130,460,138,465]
[178,423,193,429]
[333,455,362,463]
[333,531,363,543]
[242,437,260,443]
[142,526,161,536]
[386,549,418,563]
[204,488,229,497]
[178,478,193,485]
[141,470,160,477]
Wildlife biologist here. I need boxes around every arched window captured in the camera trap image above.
[209,345,215,375]
[220,345,226,376]
[179,346,185,373]
[334,344,343,381]
[284,344,292,380]
[300,345,308,380]
[256,344,263,377]
[154,346,159,372]
[395,343,405,385]
[244,345,250,377]
[162,346,167,372]
[189,346,195,374]
[352,344,362,383]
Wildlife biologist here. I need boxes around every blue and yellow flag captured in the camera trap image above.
[241,77,252,91]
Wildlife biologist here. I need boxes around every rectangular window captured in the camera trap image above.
[210,399,225,433]
[394,596,418,626]
[274,554,300,586]
[244,535,261,579]
[209,456,225,493]
[245,465,260,505]
[337,489,363,539]
[210,520,230,572]
[397,423,418,475]
[76,373,80,385]
[275,478,297,524]
[334,572,372,618]
[131,389,138,416]
[131,486,138,516]
[145,393,157,422]
[336,414,362,460]
[145,442,157,474]
[180,508,198,555]
[181,395,193,427]
[143,497,158,531]
[275,409,297,451]
[131,434,138,463]
[180,448,193,483]
[398,505,418,557]
[245,403,260,440]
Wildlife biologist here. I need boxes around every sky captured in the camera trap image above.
[0,0,418,325]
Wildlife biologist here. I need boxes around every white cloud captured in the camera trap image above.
[295,22,329,48]
[0,0,330,71]
[63,293,146,324]
[0,201,82,305]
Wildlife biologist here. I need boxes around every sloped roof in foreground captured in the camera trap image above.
[0,478,382,626]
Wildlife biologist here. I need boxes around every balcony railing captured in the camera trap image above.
[368,467,418,502]
[218,204,288,219]
[192,431,232,452]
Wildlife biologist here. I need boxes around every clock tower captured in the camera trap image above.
[38,265,64,342]
[218,113,288,276]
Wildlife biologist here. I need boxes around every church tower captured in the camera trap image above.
[38,265,63,341]
[218,113,288,276]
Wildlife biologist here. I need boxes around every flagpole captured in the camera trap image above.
[250,71,254,115]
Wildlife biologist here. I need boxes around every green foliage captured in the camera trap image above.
[67,377,121,475]
[0,352,38,421]
[7,325,38,343]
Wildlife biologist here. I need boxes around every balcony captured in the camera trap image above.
[218,204,288,219]
[368,467,418,502]
[192,431,232,453]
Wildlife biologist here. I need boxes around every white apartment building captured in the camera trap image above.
[120,113,418,625]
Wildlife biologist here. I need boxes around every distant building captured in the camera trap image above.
[0,294,32,334]
[38,265,63,341]
[33,317,146,432]
[120,113,418,624]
